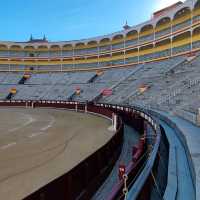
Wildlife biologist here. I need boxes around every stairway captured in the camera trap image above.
[88,74,98,83]
[6,93,14,100]
[18,74,31,84]
[6,88,17,100]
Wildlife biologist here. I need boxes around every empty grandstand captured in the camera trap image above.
[0,0,199,200]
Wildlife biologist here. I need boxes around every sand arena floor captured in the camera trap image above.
[0,107,113,200]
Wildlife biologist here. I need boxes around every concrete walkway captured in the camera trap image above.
[92,125,139,200]
[157,110,199,200]
[159,120,195,200]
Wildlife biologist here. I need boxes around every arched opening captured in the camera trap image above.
[139,44,154,61]
[24,46,35,58]
[139,44,153,54]
[112,34,124,50]
[10,45,22,51]
[74,43,87,56]
[49,45,61,57]
[37,45,49,58]
[139,24,154,43]
[99,38,111,52]
[193,0,200,22]
[0,44,9,57]
[86,41,98,54]
[37,45,49,51]
[99,53,112,65]
[172,7,191,32]
[24,46,35,51]
[99,38,111,45]
[62,44,73,57]
[125,48,138,63]
[62,44,73,50]
[126,30,138,39]
[0,44,8,50]
[74,42,86,49]
[140,24,154,36]
[112,34,124,43]
[125,30,138,47]
[112,51,124,59]
[172,31,191,54]
[50,45,61,51]
[112,50,125,65]
[9,45,24,57]
[192,26,200,49]
[155,17,171,39]
[87,41,98,47]
[172,31,191,46]
[155,39,171,50]
[193,26,200,38]
[155,39,171,57]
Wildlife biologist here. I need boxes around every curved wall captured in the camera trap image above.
[0,0,199,71]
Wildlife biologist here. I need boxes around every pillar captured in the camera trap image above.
[197,108,200,126]
[112,113,118,131]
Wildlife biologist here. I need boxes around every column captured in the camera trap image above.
[170,22,173,57]
[197,108,200,126]
[124,37,126,64]
[137,33,140,63]
[112,113,118,131]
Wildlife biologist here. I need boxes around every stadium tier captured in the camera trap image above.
[0,0,199,71]
[0,1,200,200]
[0,52,199,124]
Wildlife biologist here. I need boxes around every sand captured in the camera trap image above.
[0,107,113,200]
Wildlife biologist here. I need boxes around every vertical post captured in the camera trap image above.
[8,48,11,72]
[170,36,173,57]
[112,113,114,127]
[73,46,75,69]
[110,40,113,66]
[191,5,193,52]
[31,101,34,109]
[197,108,200,126]
[190,0,195,51]
[153,26,156,59]
[112,113,118,131]
[170,21,173,57]
[124,37,126,65]
[75,103,78,112]
[61,47,63,57]
[137,32,140,63]
[97,44,100,67]
[61,61,63,72]
[48,49,50,59]
[85,103,87,113]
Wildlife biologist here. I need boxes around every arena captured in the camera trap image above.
[0,107,112,200]
[0,0,199,199]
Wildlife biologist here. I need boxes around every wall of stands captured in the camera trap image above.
[0,100,161,200]
[0,1,199,71]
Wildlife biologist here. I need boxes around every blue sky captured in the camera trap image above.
[0,0,182,42]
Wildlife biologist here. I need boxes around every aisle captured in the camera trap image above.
[92,124,140,200]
